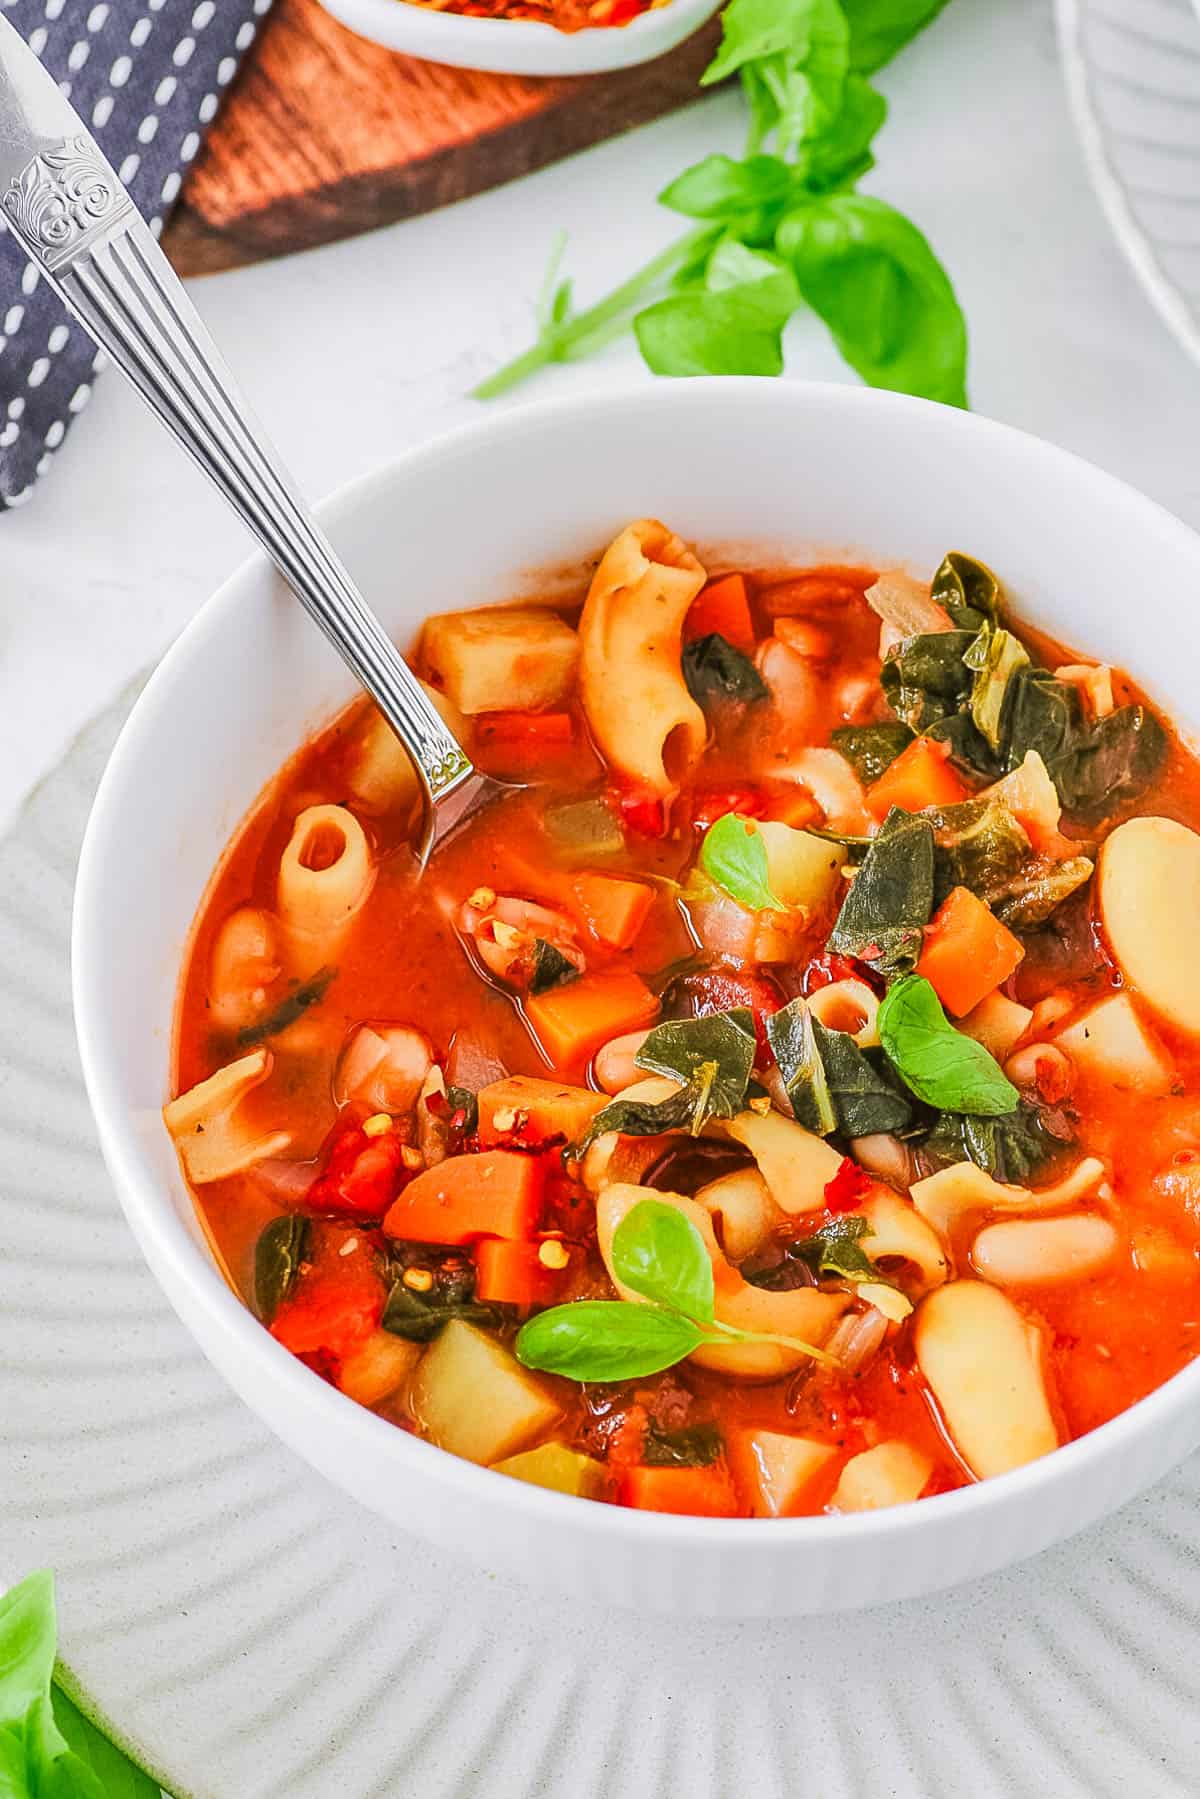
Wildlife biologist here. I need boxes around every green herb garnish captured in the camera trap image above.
[577,1008,757,1151]
[516,1199,837,1382]
[830,720,914,784]
[235,965,335,1048]
[699,813,784,913]
[878,973,1019,1115]
[254,1213,310,1324]
[682,631,769,707]
[473,0,964,407]
[768,999,913,1138]
[827,807,934,974]
[791,1213,881,1282]
[529,939,580,995]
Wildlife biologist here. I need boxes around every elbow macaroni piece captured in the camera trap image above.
[277,803,374,975]
[578,519,707,798]
[163,1048,291,1184]
[718,1108,845,1215]
[915,1280,1058,1479]
[595,1183,847,1378]
[694,1166,781,1263]
[858,1188,949,1297]
[909,1156,1109,1245]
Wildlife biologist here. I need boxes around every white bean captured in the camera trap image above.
[593,1028,652,1095]
[971,1214,1118,1286]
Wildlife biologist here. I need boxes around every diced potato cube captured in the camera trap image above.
[829,1441,933,1512]
[491,1442,609,1499]
[411,1319,561,1465]
[477,1075,606,1148]
[338,1330,422,1409]
[1054,992,1175,1096]
[421,607,580,716]
[756,821,848,915]
[728,1428,836,1518]
[348,682,468,813]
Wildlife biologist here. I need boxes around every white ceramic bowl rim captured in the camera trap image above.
[72,379,1200,1563]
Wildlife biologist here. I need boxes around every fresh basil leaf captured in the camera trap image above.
[699,813,784,912]
[791,1213,878,1281]
[828,808,935,974]
[767,1000,836,1134]
[991,855,1094,928]
[530,938,580,995]
[682,632,769,707]
[830,720,914,784]
[966,627,1029,752]
[777,193,967,407]
[254,1214,310,1324]
[515,1301,704,1383]
[635,250,800,378]
[0,1570,56,1721]
[921,1100,1072,1183]
[643,1422,723,1467]
[703,0,851,147]
[879,974,1020,1115]
[842,0,951,73]
[930,550,1001,631]
[879,629,977,732]
[635,1009,757,1125]
[51,1688,161,1798]
[235,965,335,1048]
[612,1198,715,1321]
[660,153,795,222]
[576,1086,700,1155]
[795,74,888,193]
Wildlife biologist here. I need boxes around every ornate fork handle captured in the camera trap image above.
[0,124,476,828]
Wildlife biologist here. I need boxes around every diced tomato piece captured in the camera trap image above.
[824,1157,873,1214]
[673,967,784,1056]
[270,1227,386,1367]
[800,952,877,996]
[618,1463,740,1517]
[307,1110,410,1223]
[617,788,669,838]
[691,787,768,831]
[382,1149,546,1245]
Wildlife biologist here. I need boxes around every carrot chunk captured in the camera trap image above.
[916,885,1025,1017]
[474,1238,560,1309]
[684,573,755,654]
[864,736,970,821]
[526,968,659,1069]
[382,1150,545,1245]
[618,1463,741,1517]
[477,1075,606,1148]
[571,872,655,950]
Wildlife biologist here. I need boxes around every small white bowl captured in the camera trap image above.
[73,380,1200,1617]
[316,0,722,77]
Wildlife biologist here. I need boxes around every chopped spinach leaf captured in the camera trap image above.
[577,1086,705,1154]
[992,855,1094,928]
[830,720,914,784]
[791,1213,886,1284]
[643,1422,723,1467]
[236,966,335,1048]
[383,1257,502,1342]
[920,1100,1072,1183]
[879,629,976,731]
[1003,666,1085,784]
[966,626,1029,751]
[930,550,1001,632]
[254,1213,310,1324]
[530,938,581,995]
[927,798,1032,907]
[924,709,1002,779]
[768,1000,912,1138]
[635,1009,757,1125]
[828,807,935,974]
[445,1084,479,1135]
[682,631,769,707]
[1004,670,1167,822]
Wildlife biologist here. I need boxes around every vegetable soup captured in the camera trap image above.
[166,522,1200,1519]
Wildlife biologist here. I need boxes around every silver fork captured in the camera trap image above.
[0,15,504,866]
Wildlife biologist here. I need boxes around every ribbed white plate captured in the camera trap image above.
[1057,0,1200,364]
[5,688,1200,1797]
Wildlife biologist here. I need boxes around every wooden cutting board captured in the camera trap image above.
[163,0,721,275]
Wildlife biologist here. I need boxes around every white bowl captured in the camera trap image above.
[72,380,1200,1618]
[316,0,721,77]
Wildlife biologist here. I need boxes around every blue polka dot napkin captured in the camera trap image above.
[0,0,271,507]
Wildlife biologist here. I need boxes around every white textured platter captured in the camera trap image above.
[5,688,1200,1798]
[1057,0,1200,365]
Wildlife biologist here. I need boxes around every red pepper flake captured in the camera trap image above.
[824,1156,873,1213]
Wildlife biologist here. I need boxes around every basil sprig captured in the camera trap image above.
[878,974,1019,1115]
[516,1199,837,1383]
[474,0,965,407]
[699,813,783,913]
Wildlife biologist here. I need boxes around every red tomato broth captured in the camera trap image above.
[171,557,1200,1521]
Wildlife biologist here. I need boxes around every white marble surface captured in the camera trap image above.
[1,0,1198,836]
